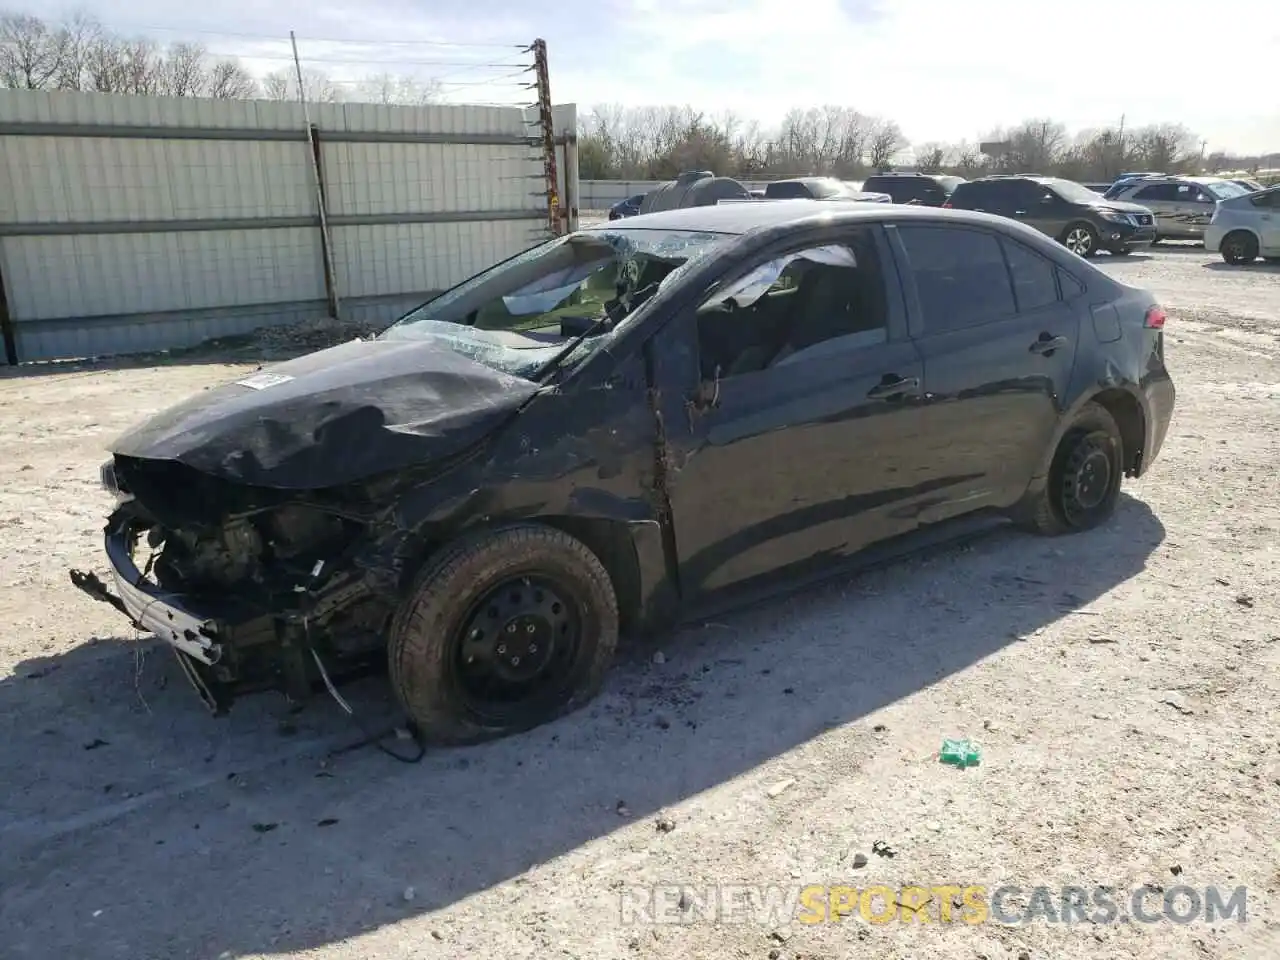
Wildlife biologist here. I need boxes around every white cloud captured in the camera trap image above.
[556,0,1279,154]
[39,0,1280,152]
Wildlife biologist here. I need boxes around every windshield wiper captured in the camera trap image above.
[530,279,660,384]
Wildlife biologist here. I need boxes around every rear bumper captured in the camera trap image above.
[1202,225,1224,253]
[1139,373,1176,475]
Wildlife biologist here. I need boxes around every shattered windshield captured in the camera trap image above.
[380,227,732,380]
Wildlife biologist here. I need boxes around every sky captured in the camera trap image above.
[41,0,1280,155]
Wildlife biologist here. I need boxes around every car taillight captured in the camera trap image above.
[941,199,952,208]
[1144,305,1167,329]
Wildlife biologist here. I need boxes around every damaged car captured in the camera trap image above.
[72,199,1176,745]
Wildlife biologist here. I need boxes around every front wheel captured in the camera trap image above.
[388,524,619,745]
[1221,231,1258,265]
[1061,222,1099,258]
[1011,402,1125,536]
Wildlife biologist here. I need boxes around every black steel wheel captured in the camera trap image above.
[1221,231,1258,265]
[388,524,619,744]
[1012,402,1125,536]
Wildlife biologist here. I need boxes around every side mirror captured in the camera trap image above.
[1040,194,1054,204]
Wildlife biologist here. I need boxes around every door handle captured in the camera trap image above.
[1029,334,1068,355]
[867,375,920,400]
[1014,209,1028,215]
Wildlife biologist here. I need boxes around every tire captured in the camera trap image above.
[388,523,619,745]
[1221,231,1258,265]
[1061,222,1099,258]
[1012,402,1125,537]
[1264,257,1280,265]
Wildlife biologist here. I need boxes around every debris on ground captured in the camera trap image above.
[939,738,982,768]
[1159,695,1195,716]
[765,778,797,798]
[871,840,897,858]
[655,815,676,833]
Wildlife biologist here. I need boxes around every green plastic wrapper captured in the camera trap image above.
[940,738,981,768]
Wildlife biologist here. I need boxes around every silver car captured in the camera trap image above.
[1103,176,1253,240]
[1203,185,1280,265]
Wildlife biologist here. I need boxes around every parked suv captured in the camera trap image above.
[1102,176,1252,241]
[862,172,964,206]
[1203,184,1280,264]
[945,175,1156,257]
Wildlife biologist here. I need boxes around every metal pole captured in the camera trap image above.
[0,250,17,364]
[532,39,562,237]
[291,30,341,322]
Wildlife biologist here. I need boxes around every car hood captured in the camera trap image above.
[110,336,539,490]
[1093,199,1155,215]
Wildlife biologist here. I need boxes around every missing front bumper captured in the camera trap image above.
[70,515,225,667]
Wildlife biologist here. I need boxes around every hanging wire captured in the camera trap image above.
[88,21,526,48]
[209,51,526,68]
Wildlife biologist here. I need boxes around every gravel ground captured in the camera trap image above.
[2,245,1279,960]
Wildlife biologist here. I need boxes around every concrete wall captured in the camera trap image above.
[0,90,579,363]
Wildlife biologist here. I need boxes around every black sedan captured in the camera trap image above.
[608,193,644,219]
[72,201,1176,745]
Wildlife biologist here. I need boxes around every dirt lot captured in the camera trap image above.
[2,246,1279,960]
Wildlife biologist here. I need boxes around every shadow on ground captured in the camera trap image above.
[0,496,1165,959]
[1203,261,1280,274]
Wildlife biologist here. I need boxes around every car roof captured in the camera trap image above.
[578,199,1030,236]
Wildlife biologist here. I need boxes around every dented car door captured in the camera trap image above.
[646,225,935,601]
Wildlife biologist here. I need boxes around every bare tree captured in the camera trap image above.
[85,35,160,95]
[261,67,343,103]
[355,72,442,105]
[207,59,257,99]
[50,11,102,90]
[915,142,946,173]
[0,12,66,88]
[866,119,905,171]
[1131,122,1198,171]
[156,41,208,97]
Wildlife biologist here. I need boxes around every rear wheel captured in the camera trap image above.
[388,524,619,745]
[1012,402,1125,536]
[1221,231,1258,265]
[1061,222,1099,258]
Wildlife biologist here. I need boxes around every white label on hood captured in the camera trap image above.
[237,372,295,390]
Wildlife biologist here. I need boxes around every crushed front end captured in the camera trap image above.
[71,455,406,713]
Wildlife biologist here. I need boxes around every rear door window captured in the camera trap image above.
[896,225,1017,332]
[1133,183,1178,202]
